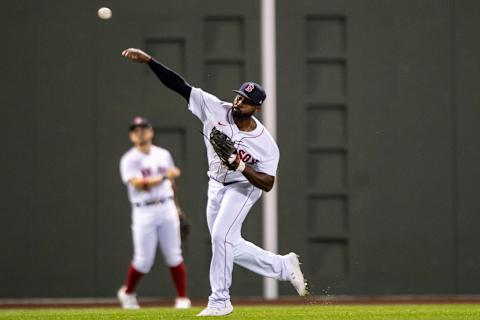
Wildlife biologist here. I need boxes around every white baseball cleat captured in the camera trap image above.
[286,252,308,296]
[117,286,140,309]
[196,305,234,317]
[174,297,192,309]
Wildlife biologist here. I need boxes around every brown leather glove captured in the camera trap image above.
[177,206,190,241]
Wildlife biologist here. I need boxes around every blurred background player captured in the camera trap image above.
[117,116,191,309]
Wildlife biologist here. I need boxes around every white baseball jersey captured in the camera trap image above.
[188,87,280,183]
[187,87,290,309]
[120,145,175,204]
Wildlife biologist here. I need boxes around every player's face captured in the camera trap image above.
[232,95,259,119]
[129,126,154,146]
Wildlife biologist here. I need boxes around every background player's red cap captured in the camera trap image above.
[232,82,266,106]
[129,116,152,131]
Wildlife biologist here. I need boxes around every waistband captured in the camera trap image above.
[133,196,173,208]
[209,177,248,187]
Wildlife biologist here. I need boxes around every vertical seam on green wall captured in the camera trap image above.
[92,21,99,297]
[449,0,459,293]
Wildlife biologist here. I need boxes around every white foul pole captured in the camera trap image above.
[261,0,278,300]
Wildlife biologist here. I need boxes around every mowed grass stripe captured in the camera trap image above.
[1,304,480,319]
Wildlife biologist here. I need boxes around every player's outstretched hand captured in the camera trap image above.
[122,48,151,63]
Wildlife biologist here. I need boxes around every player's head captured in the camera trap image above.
[129,116,154,146]
[231,82,266,119]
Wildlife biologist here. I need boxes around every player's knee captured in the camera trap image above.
[212,231,239,247]
[211,229,228,246]
[165,255,183,267]
[132,257,154,274]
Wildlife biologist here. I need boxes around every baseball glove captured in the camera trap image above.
[177,206,190,241]
[209,127,238,170]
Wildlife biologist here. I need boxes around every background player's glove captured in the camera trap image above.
[209,127,245,171]
[177,206,190,241]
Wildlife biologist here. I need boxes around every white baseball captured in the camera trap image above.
[97,7,112,20]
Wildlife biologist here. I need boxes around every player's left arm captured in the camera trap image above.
[165,152,181,180]
[166,166,181,180]
[129,176,165,191]
[128,167,180,191]
[240,167,275,192]
[137,166,180,189]
[234,144,278,191]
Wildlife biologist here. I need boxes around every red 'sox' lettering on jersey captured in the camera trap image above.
[238,149,259,165]
[141,168,152,177]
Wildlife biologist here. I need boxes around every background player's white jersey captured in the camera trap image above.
[188,87,279,184]
[120,145,175,204]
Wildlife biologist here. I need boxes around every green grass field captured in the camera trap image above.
[1,305,480,320]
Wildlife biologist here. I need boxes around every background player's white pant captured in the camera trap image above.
[206,180,290,308]
[131,200,183,273]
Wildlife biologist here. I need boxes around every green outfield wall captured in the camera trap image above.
[1,0,479,298]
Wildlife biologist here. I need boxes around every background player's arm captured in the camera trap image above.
[122,48,192,101]
[240,166,275,192]
[128,176,164,191]
[128,167,180,191]
[166,166,181,179]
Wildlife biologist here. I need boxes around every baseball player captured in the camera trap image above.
[122,48,307,317]
[117,116,191,309]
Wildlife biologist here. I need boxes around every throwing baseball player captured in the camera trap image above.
[122,48,307,317]
[117,116,191,309]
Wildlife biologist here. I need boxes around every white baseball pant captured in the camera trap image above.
[131,199,183,273]
[206,179,290,308]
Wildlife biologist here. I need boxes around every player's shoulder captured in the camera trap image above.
[191,87,218,100]
[253,119,274,140]
[221,101,232,109]
[191,87,230,107]
[120,147,139,164]
[151,145,172,157]
[255,121,279,153]
[264,130,280,153]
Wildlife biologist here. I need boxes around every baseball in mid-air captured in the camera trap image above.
[97,7,112,20]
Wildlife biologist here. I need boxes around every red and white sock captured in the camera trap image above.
[124,264,144,294]
[169,262,187,298]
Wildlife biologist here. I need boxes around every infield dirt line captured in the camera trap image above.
[2,295,480,309]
